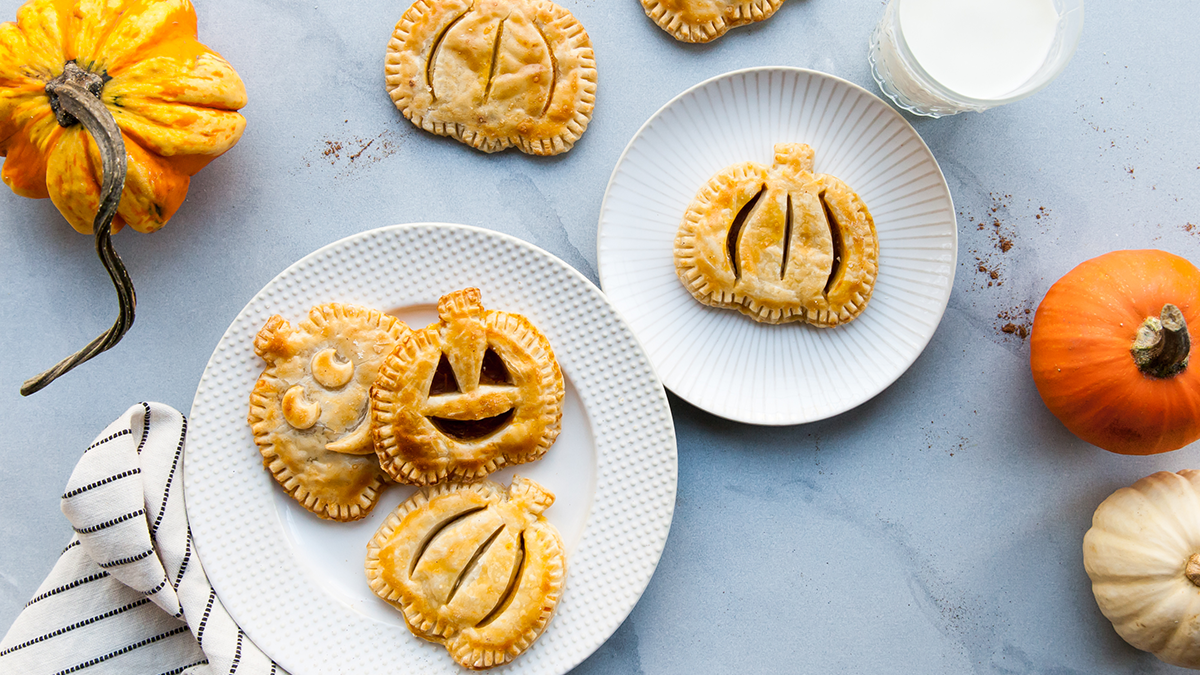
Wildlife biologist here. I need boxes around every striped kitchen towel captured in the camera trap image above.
[0,402,283,675]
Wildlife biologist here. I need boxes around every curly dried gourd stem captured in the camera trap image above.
[1130,304,1190,380]
[21,61,134,396]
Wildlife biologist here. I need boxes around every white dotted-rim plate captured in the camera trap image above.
[597,67,957,425]
[185,223,678,675]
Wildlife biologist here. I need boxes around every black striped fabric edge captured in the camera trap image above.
[72,509,146,535]
[51,625,190,675]
[135,402,152,455]
[63,468,141,500]
[172,535,192,592]
[84,429,132,453]
[195,588,215,648]
[157,659,209,675]
[228,630,243,674]
[24,571,111,608]
[0,598,152,657]
[142,576,169,597]
[149,417,188,539]
[97,548,154,569]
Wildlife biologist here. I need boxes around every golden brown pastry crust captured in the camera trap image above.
[385,0,597,156]
[365,476,565,670]
[371,288,564,485]
[640,0,786,43]
[247,304,410,521]
[674,143,878,327]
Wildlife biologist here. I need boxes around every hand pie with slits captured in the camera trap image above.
[248,304,410,521]
[371,288,564,485]
[365,476,565,670]
[385,0,597,156]
[641,0,787,43]
[674,143,878,327]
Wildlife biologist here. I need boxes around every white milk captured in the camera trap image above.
[898,0,1059,100]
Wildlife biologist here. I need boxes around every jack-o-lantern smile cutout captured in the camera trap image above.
[384,0,597,156]
[674,143,878,327]
[248,304,410,521]
[371,289,564,485]
[365,476,565,670]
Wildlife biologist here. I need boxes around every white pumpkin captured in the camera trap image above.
[1083,470,1200,669]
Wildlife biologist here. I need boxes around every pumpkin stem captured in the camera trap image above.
[1188,553,1200,587]
[1131,304,1190,380]
[21,62,135,396]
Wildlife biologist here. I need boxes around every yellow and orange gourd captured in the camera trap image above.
[0,0,246,393]
[0,0,246,233]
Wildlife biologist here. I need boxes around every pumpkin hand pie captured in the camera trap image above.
[385,0,597,156]
[366,476,565,670]
[371,288,564,485]
[641,0,787,43]
[248,303,410,521]
[674,143,878,327]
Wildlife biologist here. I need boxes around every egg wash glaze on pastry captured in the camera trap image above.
[674,143,879,327]
[248,303,410,521]
[385,0,597,155]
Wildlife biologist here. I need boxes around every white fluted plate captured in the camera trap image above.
[597,67,957,425]
[186,224,677,675]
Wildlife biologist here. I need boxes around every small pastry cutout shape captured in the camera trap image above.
[641,0,787,43]
[248,304,410,521]
[365,477,565,670]
[385,0,598,156]
[674,143,878,327]
[371,288,564,485]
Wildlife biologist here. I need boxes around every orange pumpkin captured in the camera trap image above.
[1030,249,1200,455]
[1,0,246,394]
[0,0,247,234]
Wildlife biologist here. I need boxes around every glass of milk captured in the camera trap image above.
[869,0,1084,117]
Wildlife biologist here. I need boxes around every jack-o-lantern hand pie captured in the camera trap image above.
[674,142,878,327]
[366,476,565,670]
[385,0,597,156]
[371,289,564,485]
[248,304,411,521]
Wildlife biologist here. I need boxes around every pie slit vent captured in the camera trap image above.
[371,288,565,485]
[640,0,788,43]
[247,303,411,521]
[365,476,566,670]
[673,142,878,327]
[385,0,597,156]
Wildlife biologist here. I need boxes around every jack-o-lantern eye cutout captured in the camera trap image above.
[674,143,879,327]
[384,0,597,156]
[365,477,565,670]
[371,288,565,486]
[248,303,411,521]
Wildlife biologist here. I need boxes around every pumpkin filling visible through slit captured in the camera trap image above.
[370,288,564,485]
[820,190,844,296]
[673,143,877,326]
[447,525,506,604]
[477,531,526,628]
[411,506,488,576]
[430,353,460,395]
[426,9,471,101]
[431,409,516,440]
[386,0,596,156]
[365,477,565,670]
[727,186,766,280]
[480,348,512,385]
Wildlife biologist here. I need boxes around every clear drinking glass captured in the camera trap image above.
[868,0,1084,117]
